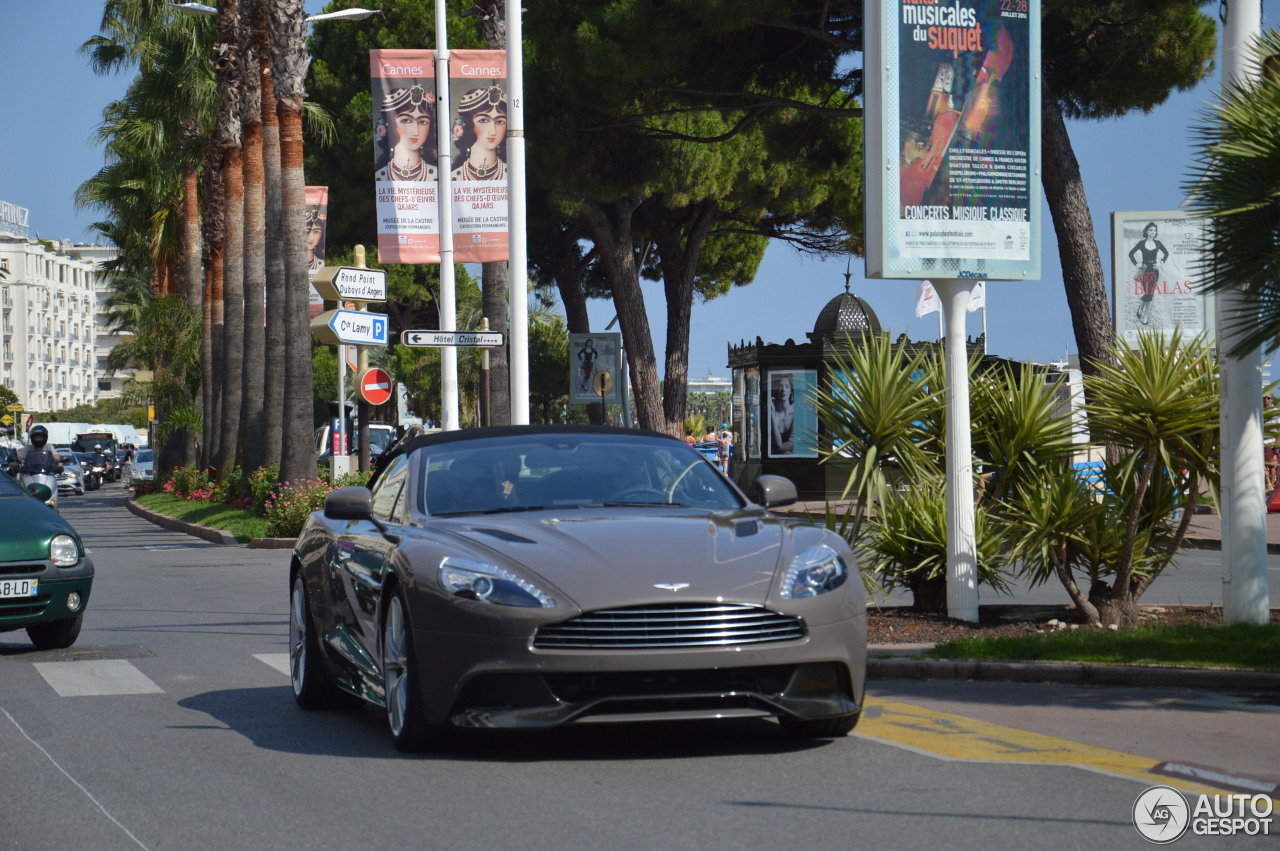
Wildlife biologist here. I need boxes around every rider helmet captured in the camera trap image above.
[29,425,48,449]
[94,444,102,451]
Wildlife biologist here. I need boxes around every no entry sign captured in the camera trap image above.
[357,367,393,406]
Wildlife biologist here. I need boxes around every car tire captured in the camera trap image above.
[382,590,436,752]
[778,712,860,739]
[27,613,83,650]
[289,573,353,709]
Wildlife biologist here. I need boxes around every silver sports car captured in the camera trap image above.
[289,425,866,751]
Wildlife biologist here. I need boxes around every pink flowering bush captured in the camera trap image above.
[264,471,372,538]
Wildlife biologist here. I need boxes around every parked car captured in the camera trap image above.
[131,448,155,482]
[289,425,867,751]
[0,471,94,648]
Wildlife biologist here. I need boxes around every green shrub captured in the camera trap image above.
[264,470,373,538]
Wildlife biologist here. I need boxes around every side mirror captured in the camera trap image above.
[752,474,798,509]
[324,486,374,521]
[27,482,54,503]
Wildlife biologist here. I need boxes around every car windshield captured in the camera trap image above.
[416,434,743,517]
[136,450,153,463]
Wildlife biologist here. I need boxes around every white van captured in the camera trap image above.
[314,422,398,461]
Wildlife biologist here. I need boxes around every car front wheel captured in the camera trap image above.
[383,591,435,752]
[27,613,83,650]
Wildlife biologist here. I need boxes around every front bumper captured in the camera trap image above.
[412,614,867,729]
[0,566,93,632]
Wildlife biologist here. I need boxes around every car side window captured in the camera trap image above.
[370,455,409,521]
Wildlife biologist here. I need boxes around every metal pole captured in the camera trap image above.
[480,318,491,427]
[506,0,530,424]
[937,279,979,622]
[354,245,371,472]
[335,351,345,484]
[1219,0,1270,624]
[436,0,459,431]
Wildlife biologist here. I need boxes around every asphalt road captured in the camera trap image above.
[0,484,1276,850]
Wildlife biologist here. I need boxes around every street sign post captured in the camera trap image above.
[311,309,389,347]
[402,330,505,348]
[312,266,387,303]
[357,367,393,406]
[5,404,22,412]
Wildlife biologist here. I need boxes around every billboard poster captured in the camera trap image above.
[1111,211,1214,348]
[305,186,328,320]
[371,50,440,264]
[766,369,817,459]
[447,50,510,263]
[865,0,1041,282]
[568,333,621,405]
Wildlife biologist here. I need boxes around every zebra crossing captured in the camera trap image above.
[26,653,291,697]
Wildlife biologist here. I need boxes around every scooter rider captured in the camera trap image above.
[17,425,63,504]
[84,443,109,489]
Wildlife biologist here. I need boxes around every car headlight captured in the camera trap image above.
[779,543,848,599]
[438,556,555,608]
[50,534,80,567]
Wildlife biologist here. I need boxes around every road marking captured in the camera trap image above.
[857,697,1278,802]
[33,660,163,697]
[254,653,291,676]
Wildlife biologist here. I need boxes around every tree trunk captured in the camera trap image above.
[269,0,316,486]
[216,146,246,479]
[241,15,267,472]
[1041,85,1114,378]
[579,200,665,432]
[182,165,202,317]
[650,201,716,435]
[260,39,285,470]
[213,0,245,479]
[482,262,511,425]
[278,104,315,485]
[200,141,225,470]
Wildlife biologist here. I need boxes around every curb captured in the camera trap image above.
[247,537,297,550]
[126,499,241,546]
[868,656,1280,691]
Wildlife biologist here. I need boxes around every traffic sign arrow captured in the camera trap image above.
[311,309,389,346]
[402,330,505,348]
[312,266,387,303]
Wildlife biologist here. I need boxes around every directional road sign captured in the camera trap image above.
[312,266,387,303]
[357,368,393,406]
[311,309,389,347]
[5,404,22,412]
[402,330,505,348]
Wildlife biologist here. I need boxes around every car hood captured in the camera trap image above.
[0,496,78,561]
[433,509,790,610]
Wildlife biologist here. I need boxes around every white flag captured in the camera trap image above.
[915,280,940,317]
[967,280,986,313]
[962,280,983,313]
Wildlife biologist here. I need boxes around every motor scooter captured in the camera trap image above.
[19,461,61,509]
[86,463,104,491]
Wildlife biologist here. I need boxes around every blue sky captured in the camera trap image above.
[1,1,1275,379]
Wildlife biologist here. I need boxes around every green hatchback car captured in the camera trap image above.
[0,470,93,649]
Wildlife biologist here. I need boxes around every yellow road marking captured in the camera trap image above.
[857,696,1279,802]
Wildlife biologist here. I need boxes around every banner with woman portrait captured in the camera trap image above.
[447,49,510,263]
[305,186,328,319]
[766,369,817,459]
[370,49,509,265]
[1111,210,1214,349]
[371,50,441,264]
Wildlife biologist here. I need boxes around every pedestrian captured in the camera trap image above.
[717,428,733,476]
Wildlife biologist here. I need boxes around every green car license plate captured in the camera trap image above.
[0,578,38,598]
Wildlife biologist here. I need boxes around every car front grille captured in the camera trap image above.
[534,603,805,649]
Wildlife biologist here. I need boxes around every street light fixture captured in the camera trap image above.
[172,4,379,23]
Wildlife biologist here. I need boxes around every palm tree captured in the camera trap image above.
[1185,28,1280,355]
[212,0,246,478]
[268,0,317,485]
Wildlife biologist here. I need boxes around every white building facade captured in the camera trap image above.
[1,235,104,412]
